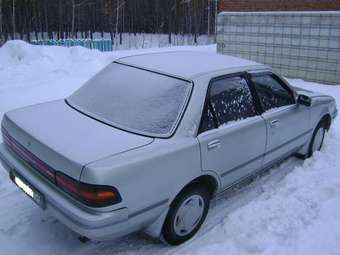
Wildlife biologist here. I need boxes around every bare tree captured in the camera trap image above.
[12,0,15,39]
[0,0,3,42]
[207,0,210,36]
[115,0,119,36]
[43,0,49,39]
[71,0,75,37]
[0,0,217,44]
[115,0,125,44]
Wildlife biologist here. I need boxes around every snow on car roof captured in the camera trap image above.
[116,51,263,79]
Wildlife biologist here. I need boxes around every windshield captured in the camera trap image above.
[67,63,192,137]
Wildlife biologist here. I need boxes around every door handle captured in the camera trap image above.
[207,140,221,151]
[270,119,279,127]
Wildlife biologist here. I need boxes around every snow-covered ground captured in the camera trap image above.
[0,41,339,255]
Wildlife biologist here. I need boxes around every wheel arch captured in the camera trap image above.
[320,113,331,130]
[187,174,219,197]
[144,174,219,240]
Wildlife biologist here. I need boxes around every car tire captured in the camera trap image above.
[308,120,327,157]
[162,184,210,245]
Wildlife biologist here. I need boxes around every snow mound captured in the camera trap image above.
[0,40,40,66]
[0,40,112,73]
[0,40,113,96]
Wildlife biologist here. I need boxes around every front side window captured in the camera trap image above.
[199,75,257,133]
[251,74,295,112]
[67,63,192,137]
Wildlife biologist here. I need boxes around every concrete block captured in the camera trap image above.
[320,16,332,25]
[311,16,322,25]
[274,37,282,44]
[282,57,290,66]
[325,62,337,72]
[317,61,327,70]
[311,28,320,36]
[331,16,340,25]
[301,28,310,35]
[300,38,309,47]
[260,26,267,33]
[291,48,299,56]
[329,40,340,49]
[320,28,330,36]
[302,16,311,24]
[318,50,328,59]
[309,39,319,47]
[282,47,290,55]
[283,26,291,34]
[292,27,300,35]
[288,68,298,77]
[252,26,259,33]
[310,50,319,58]
[320,39,329,48]
[331,28,340,36]
[308,60,317,69]
[266,37,274,44]
[315,72,327,82]
[292,38,300,45]
[298,70,307,78]
[308,71,317,80]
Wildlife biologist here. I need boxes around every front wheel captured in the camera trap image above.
[162,185,210,245]
[309,121,326,157]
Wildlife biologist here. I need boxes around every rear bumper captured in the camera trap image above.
[0,143,143,240]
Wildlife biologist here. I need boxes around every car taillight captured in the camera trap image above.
[2,126,121,207]
[55,172,121,207]
[2,126,55,182]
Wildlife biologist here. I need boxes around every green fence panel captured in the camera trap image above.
[29,39,113,52]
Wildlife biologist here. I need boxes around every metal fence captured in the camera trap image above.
[217,11,340,85]
[30,39,113,52]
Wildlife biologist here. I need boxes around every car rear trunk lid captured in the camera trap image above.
[1,100,154,181]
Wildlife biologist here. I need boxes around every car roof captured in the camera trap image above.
[115,51,266,80]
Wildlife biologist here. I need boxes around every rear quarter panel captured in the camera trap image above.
[81,138,202,219]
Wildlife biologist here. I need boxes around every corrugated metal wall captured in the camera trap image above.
[217,11,340,84]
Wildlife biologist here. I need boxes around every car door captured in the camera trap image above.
[249,72,311,167]
[197,74,267,189]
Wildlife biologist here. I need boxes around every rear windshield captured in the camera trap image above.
[67,63,192,137]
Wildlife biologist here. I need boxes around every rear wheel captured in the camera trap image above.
[162,185,210,245]
[309,121,326,157]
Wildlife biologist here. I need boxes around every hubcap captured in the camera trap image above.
[173,195,205,237]
[312,127,325,153]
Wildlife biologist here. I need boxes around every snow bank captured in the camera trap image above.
[0,40,110,68]
[0,41,340,255]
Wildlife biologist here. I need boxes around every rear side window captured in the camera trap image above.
[199,76,257,133]
[251,74,295,112]
[199,103,216,133]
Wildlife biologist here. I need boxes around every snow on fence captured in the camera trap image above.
[30,39,113,52]
[217,11,340,85]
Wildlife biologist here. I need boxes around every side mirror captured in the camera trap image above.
[297,94,311,107]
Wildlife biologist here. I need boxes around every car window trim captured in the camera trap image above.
[271,74,296,103]
[197,72,261,136]
[247,71,296,113]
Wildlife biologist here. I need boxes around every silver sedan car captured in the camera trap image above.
[0,51,337,245]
